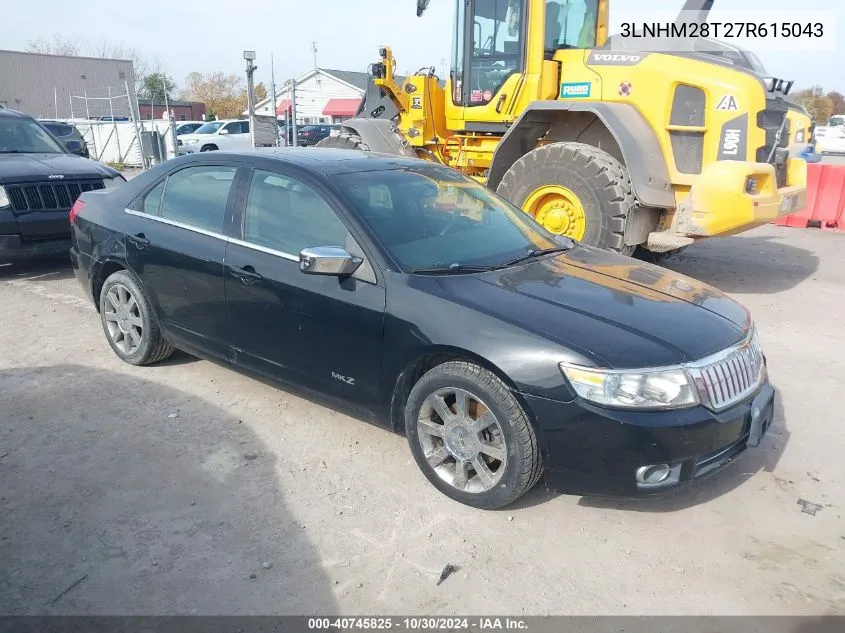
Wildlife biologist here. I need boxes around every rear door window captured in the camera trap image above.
[158,165,238,233]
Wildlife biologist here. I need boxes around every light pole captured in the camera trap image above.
[243,50,257,148]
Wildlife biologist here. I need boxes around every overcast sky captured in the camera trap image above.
[4,0,842,94]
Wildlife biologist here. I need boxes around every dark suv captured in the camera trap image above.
[40,120,90,158]
[296,124,332,147]
[1,109,124,262]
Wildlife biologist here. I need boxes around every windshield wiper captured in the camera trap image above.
[495,245,573,269]
[0,150,26,154]
[408,264,495,275]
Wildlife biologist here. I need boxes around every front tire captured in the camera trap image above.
[200,144,218,152]
[405,361,543,509]
[99,270,175,366]
[497,142,636,255]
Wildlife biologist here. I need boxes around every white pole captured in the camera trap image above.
[108,86,122,162]
[54,87,58,118]
[126,80,145,169]
[270,51,278,146]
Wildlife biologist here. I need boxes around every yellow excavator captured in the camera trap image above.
[317,0,810,257]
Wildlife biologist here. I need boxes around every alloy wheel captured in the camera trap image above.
[103,283,144,356]
[416,387,508,493]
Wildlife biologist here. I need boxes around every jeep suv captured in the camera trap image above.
[0,109,124,262]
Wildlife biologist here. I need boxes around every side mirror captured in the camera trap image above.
[219,128,229,135]
[300,246,363,277]
[65,139,83,153]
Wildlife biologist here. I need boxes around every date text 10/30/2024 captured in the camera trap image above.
[620,22,824,38]
[307,617,529,630]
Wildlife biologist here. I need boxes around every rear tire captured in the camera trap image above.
[99,270,175,366]
[315,133,370,151]
[405,361,543,509]
[497,142,636,255]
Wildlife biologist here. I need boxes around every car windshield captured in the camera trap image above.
[193,121,224,134]
[335,165,563,272]
[0,117,65,153]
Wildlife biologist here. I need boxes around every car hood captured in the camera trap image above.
[437,245,751,369]
[0,153,118,183]
[179,133,215,141]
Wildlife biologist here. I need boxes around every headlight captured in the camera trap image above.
[0,185,9,208]
[560,363,699,410]
[183,139,200,145]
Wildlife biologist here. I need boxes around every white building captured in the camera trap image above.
[249,68,369,125]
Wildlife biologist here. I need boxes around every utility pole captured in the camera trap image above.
[312,42,318,73]
[270,51,278,146]
[243,50,257,148]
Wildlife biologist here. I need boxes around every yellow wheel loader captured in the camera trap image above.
[317,0,810,257]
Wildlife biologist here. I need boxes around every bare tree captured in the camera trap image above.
[25,34,162,95]
[25,34,84,56]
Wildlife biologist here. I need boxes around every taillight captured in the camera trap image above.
[69,199,85,224]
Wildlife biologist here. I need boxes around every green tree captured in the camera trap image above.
[139,72,177,102]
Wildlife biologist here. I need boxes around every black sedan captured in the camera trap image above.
[69,149,774,509]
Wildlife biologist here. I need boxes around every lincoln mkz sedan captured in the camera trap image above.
[69,149,775,509]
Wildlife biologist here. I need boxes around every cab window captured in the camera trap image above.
[545,0,598,53]
[467,0,526,106]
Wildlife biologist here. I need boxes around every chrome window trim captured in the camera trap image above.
[123,209,343,265]
[124,208,228,241]
[227,237,299,262]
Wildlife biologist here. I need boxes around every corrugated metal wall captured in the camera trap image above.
[0,49,135,119]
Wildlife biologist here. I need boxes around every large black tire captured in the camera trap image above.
[99,269,175,366]
[200,144,218,152]
[497,142,636,255]
[405,361,543,509]
[315,133,370,151]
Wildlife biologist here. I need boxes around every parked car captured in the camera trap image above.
[0,108,123,262]
[174,121,206,136]
[39,120,90,158]
[176,119,251,154]
[296,124,332,146]
[814,126,845,155]
[69,149,774,509]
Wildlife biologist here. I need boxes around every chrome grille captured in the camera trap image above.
[690,331,765,410]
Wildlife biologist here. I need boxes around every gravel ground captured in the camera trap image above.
[0,224,843,616]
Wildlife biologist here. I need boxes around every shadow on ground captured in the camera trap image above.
[661,232,820,295]
[0,364,337,615]
[576,383,790,513]
[0,256,74,282]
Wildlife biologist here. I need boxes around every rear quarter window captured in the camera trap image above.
[44,123,73,137]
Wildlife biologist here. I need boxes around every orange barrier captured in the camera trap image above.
[774,163,845,230]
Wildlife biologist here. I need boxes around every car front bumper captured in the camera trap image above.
[524,382,775,497]
[0,234,71,262]
[177,143,201,155]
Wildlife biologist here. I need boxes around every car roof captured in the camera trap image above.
[201,147,443,176]
[0,108,32,119]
